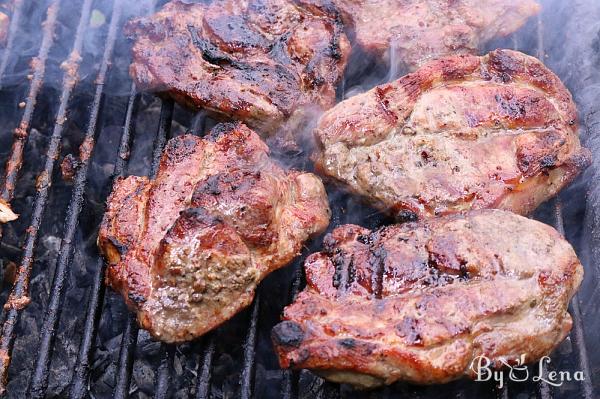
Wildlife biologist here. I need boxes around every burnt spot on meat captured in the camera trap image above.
[203,14,269,52]
[206,122,239,141]
[107,237,128,257]
[369,244,387,299]
[494,93,526,119]
[195,175,223,197]
[422,267,457,288]
[356,234,371,245]
[327,16,344,60]
[231,62,301,116]
[331,250,356,292]
[331,249,344,289]
[128,291,147,305]
[427,247,470,280]
[302,60,327,89]
[272,321,305,348]
[188,25,246,69]
[338,338,357,349]
[162,135,202,166]
[540,154,558,170]
[395,209,419,223]
[516,130,568,177]
[269,32,293,64]
[178,207,223,228]
[488,50,522,83]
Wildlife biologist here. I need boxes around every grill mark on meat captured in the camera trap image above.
[327,15,344,60]
[368,237,387,299]
[427,244,470,280]
[375,86,398,125]
[331,245,358,294]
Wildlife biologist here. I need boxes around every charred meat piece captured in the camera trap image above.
[98,123,330,342]
[125,0,350,147]
[333,0,540,72]
[314,50,591,220]
[273,210,583,388]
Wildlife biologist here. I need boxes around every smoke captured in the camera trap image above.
[544,0,600,392]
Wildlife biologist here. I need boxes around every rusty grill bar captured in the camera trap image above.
[0,0,596,398]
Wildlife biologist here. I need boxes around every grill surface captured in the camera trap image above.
[0,0,598,398]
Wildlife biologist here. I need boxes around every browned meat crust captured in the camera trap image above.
[273,210,583,388]
[333,0,540,71]
[125,0,350,147]
[98,123,331,342]
[314,50,591,220]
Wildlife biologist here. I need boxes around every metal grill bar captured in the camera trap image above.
[0,0,60,210]
[69,84,139,399]
[281,262,305,399]
[0,0,24,88]
[113,98,174,398]
[240,293,261,399]
[196,335,216,398]
[155,344,175,398]
[68,257,106,398]
[27,1,123,396]
[113,316,138,399]
[553,200,594,399]
[149,100,174,178]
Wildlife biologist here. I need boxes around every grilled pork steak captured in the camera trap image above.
[314,50,591,220]
[125,0,350,148]
[333,0,540,72]
[98,123,330,342]
[273,210,583,388]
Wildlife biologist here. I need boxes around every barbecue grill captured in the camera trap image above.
[0,0,598,398]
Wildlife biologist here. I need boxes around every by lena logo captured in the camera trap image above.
[471,354,585,388]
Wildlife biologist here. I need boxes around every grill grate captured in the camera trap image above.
[27,0,123,396]
[0,0,597,398]
[69,83,139,399]
[0,0,65,393]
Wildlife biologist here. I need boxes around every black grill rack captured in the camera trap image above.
[0,1,597,398]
